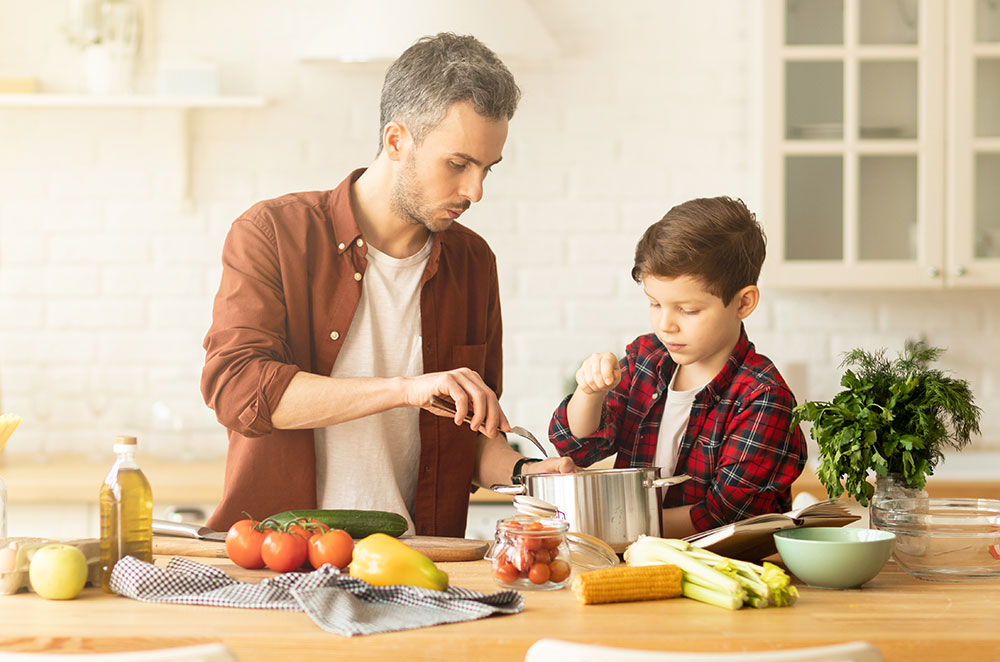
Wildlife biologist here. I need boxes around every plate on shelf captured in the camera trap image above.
[788,123,843,139]
[859,125,909,139]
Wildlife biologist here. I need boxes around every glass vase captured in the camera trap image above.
[871,472,928,509]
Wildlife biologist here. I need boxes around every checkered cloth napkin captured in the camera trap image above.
[111,556,525,636]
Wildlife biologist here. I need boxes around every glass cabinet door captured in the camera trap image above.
[947,0,1000,284]
[762,0,945,288]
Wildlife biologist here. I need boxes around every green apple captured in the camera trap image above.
[28,544,89,600]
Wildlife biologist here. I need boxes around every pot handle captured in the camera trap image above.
[646,473,692,489]
[489,484,527,495]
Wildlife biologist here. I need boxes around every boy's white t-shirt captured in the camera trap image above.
[313,237,432,536]
[653,371,708,476]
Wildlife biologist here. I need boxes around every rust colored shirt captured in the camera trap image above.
[201,169,502,536]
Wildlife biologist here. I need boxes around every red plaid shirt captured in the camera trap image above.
[549,326,807,532]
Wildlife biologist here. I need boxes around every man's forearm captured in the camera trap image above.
[271,371,409,429]
[472,432,521,488]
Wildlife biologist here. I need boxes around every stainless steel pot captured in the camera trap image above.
[491,468,690,553]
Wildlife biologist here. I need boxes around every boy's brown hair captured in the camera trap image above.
[631,196,766,305]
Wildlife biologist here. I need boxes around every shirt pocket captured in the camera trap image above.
[451,343,487,377]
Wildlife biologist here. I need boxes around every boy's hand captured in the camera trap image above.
[576,352,622,395]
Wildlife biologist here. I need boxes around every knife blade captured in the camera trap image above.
[152,519,227,542]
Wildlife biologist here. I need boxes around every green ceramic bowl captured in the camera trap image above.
[773,527,896,589]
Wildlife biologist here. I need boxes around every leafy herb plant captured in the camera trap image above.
[791,342,981,505]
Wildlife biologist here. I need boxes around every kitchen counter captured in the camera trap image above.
[1,556,998,661]
[5,453,1000,504]
[0,453,225,505]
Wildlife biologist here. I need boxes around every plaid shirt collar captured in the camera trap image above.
[652,324,752,404]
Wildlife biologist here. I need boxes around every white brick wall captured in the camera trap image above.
[0,0,997,466]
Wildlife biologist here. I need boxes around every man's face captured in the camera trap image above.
[642,274,748,379]
[391,101,508,232]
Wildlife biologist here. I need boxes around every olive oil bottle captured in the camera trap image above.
[99,435,153,592]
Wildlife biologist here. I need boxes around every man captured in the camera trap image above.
[201,33,574,537]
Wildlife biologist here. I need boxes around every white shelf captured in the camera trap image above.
[0,93,267,204]
[0,93,267,108]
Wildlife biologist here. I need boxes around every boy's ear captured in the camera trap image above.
[734,285,760,320]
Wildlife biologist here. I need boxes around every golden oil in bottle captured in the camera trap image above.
[99,435,153,592]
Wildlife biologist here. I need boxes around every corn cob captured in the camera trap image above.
[571,564,682,605]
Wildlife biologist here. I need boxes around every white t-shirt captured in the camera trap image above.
[313,237,432,536]
[653,371,707,476]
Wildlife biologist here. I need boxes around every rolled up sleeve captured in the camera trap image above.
[201,217,301,437]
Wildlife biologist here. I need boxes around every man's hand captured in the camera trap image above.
[405,367,509,438]
[523,455,578,476]
[576,352,621,395]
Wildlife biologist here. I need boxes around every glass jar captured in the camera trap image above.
[490,515,572,591]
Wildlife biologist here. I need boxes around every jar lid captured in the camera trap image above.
[498,515,568,534]
[566,532,619,571]
[114,435,138,445]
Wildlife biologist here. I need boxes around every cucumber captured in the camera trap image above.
[264,509,408,538]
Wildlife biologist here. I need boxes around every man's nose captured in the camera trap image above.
[459,171,484,203]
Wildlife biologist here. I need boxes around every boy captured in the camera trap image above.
[548,196,806,537]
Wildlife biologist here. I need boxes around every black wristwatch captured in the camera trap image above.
[511,457,539,485]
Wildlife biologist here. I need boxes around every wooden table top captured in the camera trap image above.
[1,556,998,661]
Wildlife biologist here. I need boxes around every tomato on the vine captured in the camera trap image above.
[308,529,354,570]
[225,518,268,569]
[261,530,309,572]
[289,518,329,541]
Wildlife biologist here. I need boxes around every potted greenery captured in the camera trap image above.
[791,342,981,506]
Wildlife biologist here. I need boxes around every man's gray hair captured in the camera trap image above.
[377,33,521,154]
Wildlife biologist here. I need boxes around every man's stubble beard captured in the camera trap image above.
[391,152,452,233]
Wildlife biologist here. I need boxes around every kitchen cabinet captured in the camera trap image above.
[762,0,1000,289]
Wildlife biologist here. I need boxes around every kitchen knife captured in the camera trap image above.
[152,519,228,542]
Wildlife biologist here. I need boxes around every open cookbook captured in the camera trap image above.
[682,499,861,562]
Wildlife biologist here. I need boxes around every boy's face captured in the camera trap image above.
[390,100,508,233]
[642,274,758,382]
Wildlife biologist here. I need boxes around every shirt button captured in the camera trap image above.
[337,242,345,251]
[330,331,340,341]
[354,272,362,281]
[356,238,365,247]
[651,392,659,399]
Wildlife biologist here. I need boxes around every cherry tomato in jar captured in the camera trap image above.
[542,535,562,551]
[513,546,535,572]
[549,559,571,583]
[493,558,520,584]
[261,530,309,572]
[225,518,268,569]
[528,562,551,585]
[308,529,354,570]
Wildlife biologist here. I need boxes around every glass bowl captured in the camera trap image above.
[870,498,1000,582]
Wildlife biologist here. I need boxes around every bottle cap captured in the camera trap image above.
[114,435,138,445]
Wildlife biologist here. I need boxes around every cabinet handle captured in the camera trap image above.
[953,265,967,277]
[928,266,941,278]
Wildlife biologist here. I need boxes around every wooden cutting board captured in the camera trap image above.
[152,535,489,562]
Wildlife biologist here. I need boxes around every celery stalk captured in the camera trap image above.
[625,535,799,609]
[681,580,743,610]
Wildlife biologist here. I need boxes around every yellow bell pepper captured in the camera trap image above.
[349,533,449,591]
